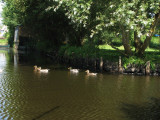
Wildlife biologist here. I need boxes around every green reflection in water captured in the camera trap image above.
[0,49,160,120]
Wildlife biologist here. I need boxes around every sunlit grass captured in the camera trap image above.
[0,38,8,45]
[99,43,159,52]
[99,44,124,50]
[99,36,160,51]
[151,36,160,44]
[145,47,159,52]
[58,36,160,66]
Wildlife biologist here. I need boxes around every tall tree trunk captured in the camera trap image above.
[122,29,132,56]
[137,11,160,56]
[134,31,143,54]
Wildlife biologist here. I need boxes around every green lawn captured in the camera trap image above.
[0,38,8,45]
[99,36,160,52]
[99,44,159,52]
[98,37,160,64]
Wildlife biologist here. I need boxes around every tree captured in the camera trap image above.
[2,0,78,48]
[48,0,160,56]
[2,0,160,56]
[2,0,21,46]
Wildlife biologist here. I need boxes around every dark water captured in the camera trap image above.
[0,49,160,120]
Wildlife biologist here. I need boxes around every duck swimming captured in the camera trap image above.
[85,70,97,76]
[37,67,49,73]
[34,65,41,70]
[68,67,79,73]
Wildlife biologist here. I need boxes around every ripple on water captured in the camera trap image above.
[1,51,160,120]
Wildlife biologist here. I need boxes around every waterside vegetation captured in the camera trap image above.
[1,0,160,73]
[0,38,8,45]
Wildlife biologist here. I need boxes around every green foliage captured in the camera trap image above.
[149,37,160,49]
[58,44,70,56]
[122,52,160,70]
[7,28,15,47]
[2,0,160,57]
[0,38,8,45]
[36,40,55,53]
[49,0,160,56]
[36,41,48,52]
[58,43,122,62]
[144,54,157,70]
[150,61,156,70]
[50,0,160,37]
[123,56,145,68]
[2,0,82,47]
[59,43,99,58]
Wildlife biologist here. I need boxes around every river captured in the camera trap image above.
[0,49,160,120]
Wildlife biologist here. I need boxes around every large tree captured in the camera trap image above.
[2,0,79,48]
[48,0,160,56]
[2,0,160,56]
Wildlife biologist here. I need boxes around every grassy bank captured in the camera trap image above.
[0,38,8,45]
[58,44,122,62]
[58,37,160,68]
[32,35,160,69]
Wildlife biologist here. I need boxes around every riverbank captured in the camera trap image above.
[16,37,160,76]
[0,38,8,45]
[44,47,160,76]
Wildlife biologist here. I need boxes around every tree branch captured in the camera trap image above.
[140,11,160,54]
[108,42,128,57]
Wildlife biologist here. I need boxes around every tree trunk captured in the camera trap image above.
[137,11,160,56]
[122,29,132,56]
[134,31,143,54]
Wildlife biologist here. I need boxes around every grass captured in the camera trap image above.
[0,38,8,45]
[99,44,159,52]
[58,36,160,68]
[149,36,160,49]
[99,36,160,52]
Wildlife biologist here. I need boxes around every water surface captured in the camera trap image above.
[0,49,160,120]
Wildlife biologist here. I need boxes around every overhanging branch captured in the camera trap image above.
[108,42,128,57]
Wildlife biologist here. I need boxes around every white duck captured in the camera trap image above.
[37,67,49,73]
[68,67,79,73]
[85,70,97,76]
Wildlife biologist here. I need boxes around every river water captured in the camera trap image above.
[0,49,160,120]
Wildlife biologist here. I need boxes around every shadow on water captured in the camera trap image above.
[32,106,60,120]
[121,97,160,120]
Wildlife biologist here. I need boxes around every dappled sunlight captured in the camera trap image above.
[99,44,160,52]
[99,44,125,50]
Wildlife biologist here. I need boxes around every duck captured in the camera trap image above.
[85,70,97,76]
[34,65,41,71]
[37,67,49,73]
[68,67,79,73]
[0,69,3,73]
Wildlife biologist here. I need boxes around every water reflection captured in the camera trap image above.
[14,51,19,67]
[0,53,7,69]
[0,49,160,120]
[84,73,97,85]
[68,71,79,77]
[145,76,150,89]
[117,74,123,89]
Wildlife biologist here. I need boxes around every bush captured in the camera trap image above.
[58,43,99,58]
[122,56,145,68]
